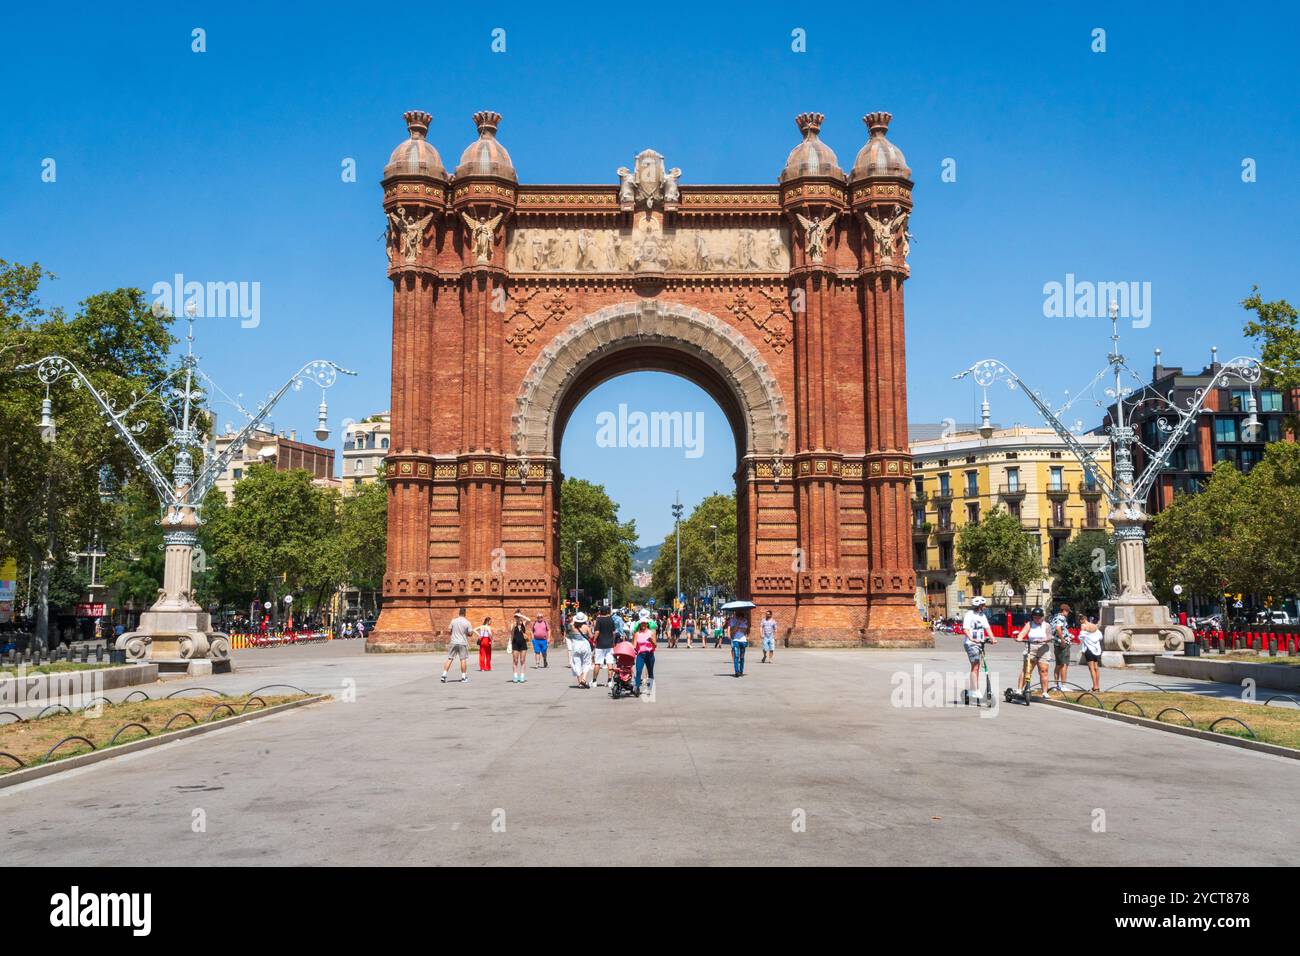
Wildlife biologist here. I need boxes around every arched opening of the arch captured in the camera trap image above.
[551,349,747,612]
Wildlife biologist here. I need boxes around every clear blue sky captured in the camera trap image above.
[2,1,1297,544]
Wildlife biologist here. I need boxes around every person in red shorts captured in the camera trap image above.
[476,616,494,671]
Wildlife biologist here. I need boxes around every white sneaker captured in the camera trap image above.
[461,676,469,683]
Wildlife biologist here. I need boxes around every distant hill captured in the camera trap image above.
[631,543,661,570]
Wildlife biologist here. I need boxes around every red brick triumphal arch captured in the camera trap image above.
[369,108,930,650]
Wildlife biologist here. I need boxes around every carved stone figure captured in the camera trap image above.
[863,204,906,263]
[461,212,504,265]
[576,228,597,270]
[389,206,434,265]
[617,166,636,205]
[766,231,784,270]
[617,150,679,211]
[737,230,758,270]
[695,231,711,271]
[663,166,682,204]
[795,210,838,264]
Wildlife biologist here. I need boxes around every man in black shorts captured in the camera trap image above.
[591,604,618,687]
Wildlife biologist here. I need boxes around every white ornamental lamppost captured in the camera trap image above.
[955,302,1271,665]
[19,304,354,674]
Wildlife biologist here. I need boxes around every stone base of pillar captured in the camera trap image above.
[784,601,933,647]
[369,605,438,652]
[115,606,232,670]
[370,601,531,652]
[1099,597,1193,667]
[864,601,933,648]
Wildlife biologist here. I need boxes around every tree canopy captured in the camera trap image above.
[558,478,637,607]
[1048,530,1115,615]
[955,506,1040,600]
[649,492,737,607]
[1148,444,1300,613]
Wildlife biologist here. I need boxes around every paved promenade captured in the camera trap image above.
[3,639,1297,865]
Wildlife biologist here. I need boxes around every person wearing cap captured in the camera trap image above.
[1050,603,1073,691]
[962,597,996,693]
[633,617,657,693]
[569,612,594,688]
[1015,607,1054,698]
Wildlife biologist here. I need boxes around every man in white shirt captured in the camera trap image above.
[962,597,996,692]
[440,606,473,684]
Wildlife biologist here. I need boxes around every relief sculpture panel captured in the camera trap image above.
[506,224,790,274]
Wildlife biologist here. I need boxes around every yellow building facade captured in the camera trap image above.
[910,426,1112,620]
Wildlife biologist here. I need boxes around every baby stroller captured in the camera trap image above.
[609,640,640,699]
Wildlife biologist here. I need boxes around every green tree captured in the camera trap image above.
[649,492,737,607]
[1048,530,1115,615]
[99,478,167,612]
[203,465,345,620]
[1242,287,1299,425]
[558,478,637,607]
[0,261,178,642]
[956,506,1040,601]
[338,475,388,615]
[1147,461,1252,610]
[1235,441,1300,603]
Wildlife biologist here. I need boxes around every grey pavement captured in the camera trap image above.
[3,638,1298,866]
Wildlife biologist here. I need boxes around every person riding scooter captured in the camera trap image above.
[962,597,996,696]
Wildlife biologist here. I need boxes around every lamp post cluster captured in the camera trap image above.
[19,304,354,671]
[955,302,1271,664]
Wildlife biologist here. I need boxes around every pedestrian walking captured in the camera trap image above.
[511,610,530,683]
[440,606,473,683]
[633,618,656,693]
[531,614,550,668]
[1051,603,1072,691]
[962,597,995,693]
[683,613,695,649]
[759,609,778,663]
[569,612,593,688]
[476,617,494,672]
[729,610,749,676]
[1079,614,1103,692]
[357,619,367,640]
[592,604,618,687]
[668,610,682,649]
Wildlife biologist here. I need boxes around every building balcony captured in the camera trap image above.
[1047,516,1073,535]
[933,522,956,539]
[1019,518,1040,531]
[931,489,953,504]
[998,484,1026,499]
[1080,484,1104,499]
[963,486,981,498]
[912,523,932,541]
[912,490,928,504]
[1081,517,1106,531]
[1045,483,1071,499]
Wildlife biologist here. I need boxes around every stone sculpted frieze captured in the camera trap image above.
[506,224,790,274]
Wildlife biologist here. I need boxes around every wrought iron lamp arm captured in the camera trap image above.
[18,355,177,506]
[1127,356,1268,506]
[956,358,1119,505]
[185,359,355,508]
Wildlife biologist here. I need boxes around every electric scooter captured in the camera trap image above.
[961,639,995,707]
[1003,639,1034,706]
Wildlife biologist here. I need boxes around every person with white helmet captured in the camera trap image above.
[962,597,996,694]
[569,611,594,688]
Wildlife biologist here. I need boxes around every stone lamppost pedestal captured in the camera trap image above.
[1099,513,1192,667]
[115,509,232,677]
